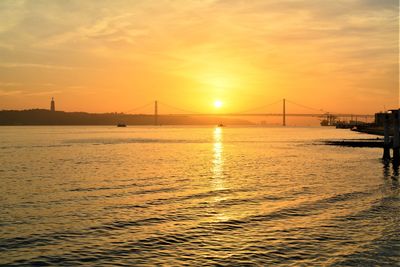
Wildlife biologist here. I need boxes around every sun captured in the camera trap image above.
[214,100,223,108]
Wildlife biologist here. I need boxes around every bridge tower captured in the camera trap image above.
[154,100,158,126]
[283,98,286,126]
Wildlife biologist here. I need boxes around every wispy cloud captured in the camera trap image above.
[0,63,77,70]
[0,62,104,72]
[25,90,62,96]
[0,82,21,87]
[0,89,23,96]
[0,0,397,112]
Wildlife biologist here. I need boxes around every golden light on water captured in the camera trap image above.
[213,127,224,179]
[212,127,224,181]
[212,127,230,222]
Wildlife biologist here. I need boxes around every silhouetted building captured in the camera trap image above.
[375,111,396,126]
[50,97,55,112]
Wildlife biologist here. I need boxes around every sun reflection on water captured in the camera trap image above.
[212,127,230,221]
[212,127,224,182]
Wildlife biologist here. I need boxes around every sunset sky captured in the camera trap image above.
[0,0,398,114]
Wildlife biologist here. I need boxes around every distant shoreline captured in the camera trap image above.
[0,109,253,126]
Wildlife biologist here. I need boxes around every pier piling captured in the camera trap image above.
[383,113,391,160]
[154,100,158,126]
[283,98,286,127]
[393,110,400,162]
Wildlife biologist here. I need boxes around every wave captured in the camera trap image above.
[3,190,396,266]
[64,138,208,145]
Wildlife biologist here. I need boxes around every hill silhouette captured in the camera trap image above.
[0,109,252,126]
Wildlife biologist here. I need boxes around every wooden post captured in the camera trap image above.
[393,110,400,162]
[283,98,286,126]
[154,100,158,126]
[383,113,390,160]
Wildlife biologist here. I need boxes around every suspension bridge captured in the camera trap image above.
[124,99,375,126]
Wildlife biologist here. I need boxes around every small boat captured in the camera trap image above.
[117,123,127,127]
[217,124,225,127]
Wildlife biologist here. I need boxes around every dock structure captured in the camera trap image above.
[383,113,391,160]
[382,109,400,162]
[393,109,400,162]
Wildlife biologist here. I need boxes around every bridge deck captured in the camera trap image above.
[151,113,374,117]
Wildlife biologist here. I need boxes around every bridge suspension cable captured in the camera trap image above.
[236,99,283,114]
[124,102,154,114]
[123,98,362,118]
[157,101,203,115]
[285,99,326,114]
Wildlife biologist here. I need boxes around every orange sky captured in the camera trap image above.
[0,0,398,114]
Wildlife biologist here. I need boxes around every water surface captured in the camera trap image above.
[0,126,399,266]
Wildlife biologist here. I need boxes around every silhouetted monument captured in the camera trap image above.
[50,97,55,112]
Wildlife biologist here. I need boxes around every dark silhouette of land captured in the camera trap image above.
[0,109,252,126]
[323,138,384,147]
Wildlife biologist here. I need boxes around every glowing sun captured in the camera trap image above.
[214,100,223,108]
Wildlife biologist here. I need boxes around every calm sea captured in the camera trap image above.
[0,126,399,266]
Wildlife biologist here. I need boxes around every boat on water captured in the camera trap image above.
[217,124,225,127]
[117,123,127,127]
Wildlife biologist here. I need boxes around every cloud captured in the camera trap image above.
[25,90,62,96]
[0,62,103,71]
[0,82,21,87]
[0,0,397,111]
[0,62,75,70]
[0,89,23,96]
[0,88,62,97]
